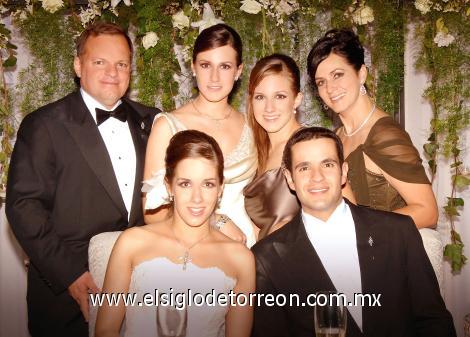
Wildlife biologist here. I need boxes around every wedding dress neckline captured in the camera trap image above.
[132,255,237,284]
[125,255,236,337]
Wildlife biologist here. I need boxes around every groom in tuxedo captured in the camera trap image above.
[6,22,158,337]
[251,127,455,337]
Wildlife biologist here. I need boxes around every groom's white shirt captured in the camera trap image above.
[302,200,363,330]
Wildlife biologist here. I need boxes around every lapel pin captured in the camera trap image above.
[368,236,374,247]
[141,121,145,130]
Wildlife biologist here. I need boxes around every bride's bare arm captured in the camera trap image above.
[94,231,135,337]
[226,246,255,337]
[143,116,173,224]
[215,215,247,244]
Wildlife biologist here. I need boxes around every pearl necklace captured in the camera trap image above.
[343,104,376,137]
[173,227,211,271]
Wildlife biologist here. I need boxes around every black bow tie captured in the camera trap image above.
[96,104,128,126]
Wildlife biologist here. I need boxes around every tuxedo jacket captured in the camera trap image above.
[6,91,159,336]
[251,200,456,337]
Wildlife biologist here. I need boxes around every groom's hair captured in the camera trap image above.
[282,127,344,173]
[76,22,133,58]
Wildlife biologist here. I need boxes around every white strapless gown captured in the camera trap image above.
[124,257,236,337]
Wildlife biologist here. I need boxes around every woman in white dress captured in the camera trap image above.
[143,24,258,247]
[95,130,255,337]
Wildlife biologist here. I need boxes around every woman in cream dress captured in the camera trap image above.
[143,24,257,247]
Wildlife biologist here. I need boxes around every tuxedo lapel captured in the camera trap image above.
[275,213,336,292]
[63,92,127,218]
[124,101,147,226]
[348,201,390,336]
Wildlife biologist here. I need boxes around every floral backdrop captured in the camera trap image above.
[0,0,468,270]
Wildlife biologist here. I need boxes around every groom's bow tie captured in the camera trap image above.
[96,104,128,126]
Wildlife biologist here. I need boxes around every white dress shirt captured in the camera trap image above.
[302,200,363,330]
[81,89,136,218]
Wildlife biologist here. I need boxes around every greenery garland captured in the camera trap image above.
[365,0,403,115]
[412,0,469,272]
[15,10,80,115]
[0,0,468,273]
[133,0,179,110]
[0,20,16,203]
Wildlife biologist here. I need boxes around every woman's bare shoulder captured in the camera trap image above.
[151,113,173,134]
[171,103,193,117]
[213,233,253,263]
[119,223,168,245]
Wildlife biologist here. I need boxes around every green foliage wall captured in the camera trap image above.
[0,0,468,269]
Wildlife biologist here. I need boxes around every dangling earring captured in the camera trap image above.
[216,196,222,208]
[322,102,329,110]
[360,84,367,96]
[169,194,174,202]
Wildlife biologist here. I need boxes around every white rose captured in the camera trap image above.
[199,17,223,31]
[172,11,190,30]
[414,0,432,14]
[433,31,455,47]
[352,5,374,25]
[40,0,64,13]
[191,3,224,33]
[240,0,262,14]
[142,32,159,50]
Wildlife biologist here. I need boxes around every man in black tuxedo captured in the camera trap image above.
[251,127,456,337]
[6,22,159,337]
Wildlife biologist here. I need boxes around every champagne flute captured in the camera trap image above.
[156,304,187,337]
[314,291,347,337]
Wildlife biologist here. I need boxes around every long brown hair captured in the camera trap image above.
[247,53,301,174]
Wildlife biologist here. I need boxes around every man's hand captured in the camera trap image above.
[219,220,247,245]
[68,271,99,322]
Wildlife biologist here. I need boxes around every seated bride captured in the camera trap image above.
[94,130,255,337]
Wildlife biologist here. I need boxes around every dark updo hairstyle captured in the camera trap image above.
[192,24,243,66]
[247,53,301,174]
[165,130,224,184]
[307,29,365,90]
